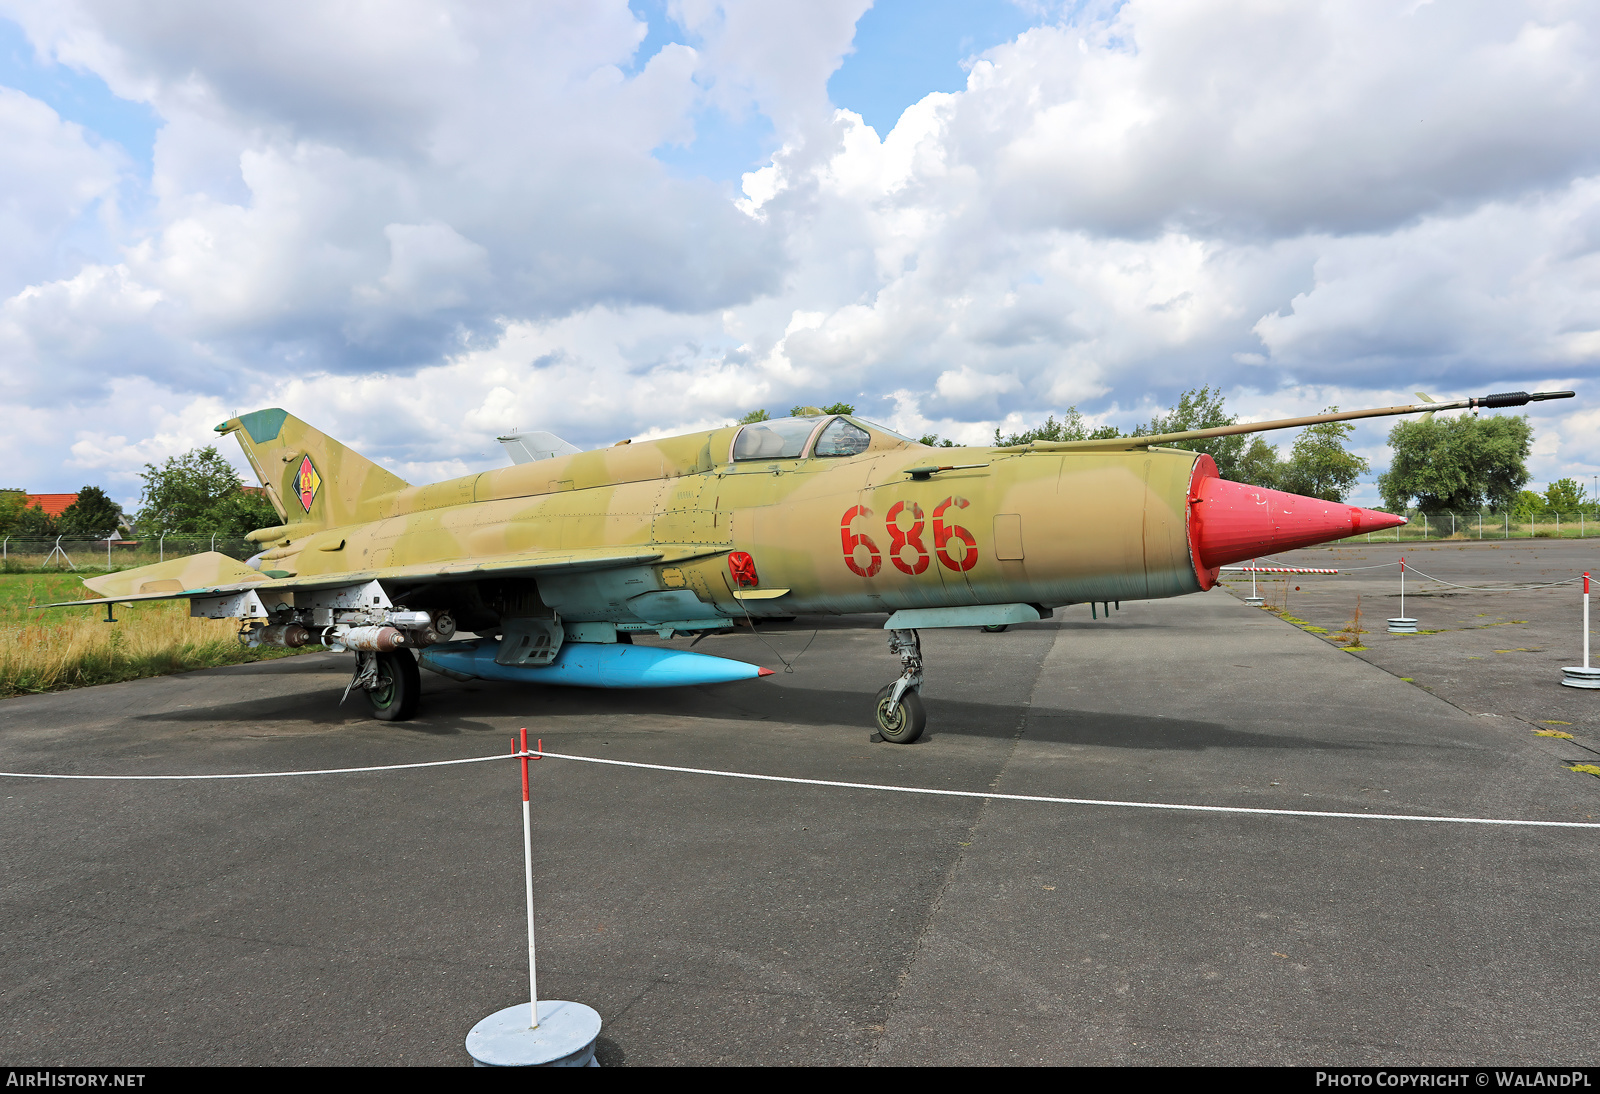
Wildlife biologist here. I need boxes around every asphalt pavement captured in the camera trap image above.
[2,553,1597,1065]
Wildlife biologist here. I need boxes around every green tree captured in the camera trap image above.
[736,409,771,424]
[1545,477,1585,512]
[918,433,958,447]
[994,407,1120,447]
[138,446,280,537]
[1133,386,1247,479]
[12,501,57,537]
[1275,411,1369,502]
[1511,489,1545,519]
[0,490,26,534]
[57,486,126,537]
[1233,436,1282,490]
[788,402,856,416]
[1377,414,1531,512]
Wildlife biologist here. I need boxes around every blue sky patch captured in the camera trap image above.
[828,0,1036,137]
[0,17,160,177]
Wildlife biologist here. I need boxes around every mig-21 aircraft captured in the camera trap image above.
[56,390,1573,743]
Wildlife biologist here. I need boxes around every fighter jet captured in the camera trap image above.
[58,390,1572,743]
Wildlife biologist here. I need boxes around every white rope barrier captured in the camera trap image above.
[3,747,1597,829]
[1397,564,1583,593]
[0,753,509,780]
[1252,552,1586,590]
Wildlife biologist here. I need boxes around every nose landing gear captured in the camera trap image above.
[873,628,926,744]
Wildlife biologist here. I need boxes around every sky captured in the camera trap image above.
[1,0,1598,512]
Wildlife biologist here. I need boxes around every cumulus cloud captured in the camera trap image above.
[1,0,1598,510]
[0,87,123,295]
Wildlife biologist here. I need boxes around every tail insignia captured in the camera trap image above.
[294,456,322,512]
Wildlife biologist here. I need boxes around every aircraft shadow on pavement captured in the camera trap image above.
[134,688,402,729]
[1012,707,1362,752]
[136,675,1362,753]
[187,658,348,678]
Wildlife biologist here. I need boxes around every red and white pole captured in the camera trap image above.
[1585,572,1591,671]
[520,727,539,1029]
[1388,556,1418,633]
[465,731,602,1065]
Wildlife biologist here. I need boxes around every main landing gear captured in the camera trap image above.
[345,649,421,721]
[873,629,926,744]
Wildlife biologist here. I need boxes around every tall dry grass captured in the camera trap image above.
[0,586,306,698]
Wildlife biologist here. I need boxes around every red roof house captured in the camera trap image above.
[25,493,78,518]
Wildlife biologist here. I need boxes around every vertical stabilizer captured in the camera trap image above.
[497,429,582,465]
[215,409,409,529]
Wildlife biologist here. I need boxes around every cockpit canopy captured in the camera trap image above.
[731,415,897,461]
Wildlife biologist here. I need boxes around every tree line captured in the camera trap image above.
[0,447,280,540]
[749,387,1581,512]
[6,396,1584,542]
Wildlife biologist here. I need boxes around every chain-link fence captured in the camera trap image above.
[0,534,257,572]
[1341,509,1600,543]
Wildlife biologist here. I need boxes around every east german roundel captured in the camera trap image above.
[293,455,321,513]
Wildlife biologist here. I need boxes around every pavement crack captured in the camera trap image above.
[865,630,1052,1065]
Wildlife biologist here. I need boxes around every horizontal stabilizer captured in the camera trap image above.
[82,552,266,599]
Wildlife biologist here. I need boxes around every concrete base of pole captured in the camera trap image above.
[1388,618,1418,634]
[1244,596,1265,606]
[466,1000,602,1067]
[1560,666,1600,689]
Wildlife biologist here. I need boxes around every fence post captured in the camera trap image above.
[2,535,6,562]
[1478,513,1482,539]
[159,532,165,562]
[210,532,216,553]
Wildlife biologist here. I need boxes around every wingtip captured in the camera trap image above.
[758,667,775,677]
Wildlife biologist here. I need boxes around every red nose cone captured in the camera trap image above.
[1192,476,1407,572]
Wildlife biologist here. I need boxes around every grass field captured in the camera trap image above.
[0,573,311,699]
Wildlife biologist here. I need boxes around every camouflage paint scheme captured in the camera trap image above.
[86,409,1212,630]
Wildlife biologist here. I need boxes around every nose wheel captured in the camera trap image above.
[873,628,926,744]
[874,684,926,743]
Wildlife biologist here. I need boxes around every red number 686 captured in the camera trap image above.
[840,497,976,575]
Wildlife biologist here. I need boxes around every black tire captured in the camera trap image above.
[874,684,926,744]
[980,624,1009,633]
[367,650,421,721]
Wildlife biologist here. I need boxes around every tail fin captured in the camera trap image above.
[215,408,409,530]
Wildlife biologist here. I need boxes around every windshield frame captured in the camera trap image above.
[729,416,830,462]
[811,416,875,458]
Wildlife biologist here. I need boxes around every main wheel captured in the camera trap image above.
[874,684,926,744]
[980,624,1009,633]
[367,649,421,721]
